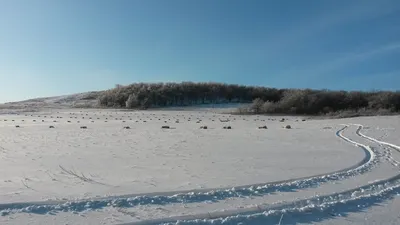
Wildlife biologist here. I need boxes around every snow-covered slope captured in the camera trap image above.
[0,92,101,113]
[0,108,399,224]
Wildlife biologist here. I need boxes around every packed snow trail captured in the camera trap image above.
[0,125,376,217]
[352,123,400,151]
[353,123,400,169]
[123,173,400,225]
[119,124,399,225]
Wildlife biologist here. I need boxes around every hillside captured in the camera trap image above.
[0,91,102,113]
[97,82,400,116]
[2,82,399,116]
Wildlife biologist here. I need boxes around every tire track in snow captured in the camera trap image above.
[0,125,376,216]
[352,123,400,151]
[123,174,400,225]
[122,124,400,225]
[352,123,400,169]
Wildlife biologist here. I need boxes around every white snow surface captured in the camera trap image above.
[0,107,399,225]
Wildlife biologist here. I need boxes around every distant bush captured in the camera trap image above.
[125,94,140,108]
[245,89,400,116]
[98,82,283,109]
[250,98,264,113]
[96,82,400,116]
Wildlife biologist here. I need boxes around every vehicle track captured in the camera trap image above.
[0,125,377,217]
[123,124,400,225]
[353,124,400,152]
[354,123,400,169]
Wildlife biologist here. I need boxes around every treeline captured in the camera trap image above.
[97,82,283,108]
[247,89,400,116]
[97,82,400,115]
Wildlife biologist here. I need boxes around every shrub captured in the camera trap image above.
[94,82,399,116]
[126,94,139,108]
[250,98,264,113]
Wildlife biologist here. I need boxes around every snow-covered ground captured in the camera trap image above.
[0,107,399,224]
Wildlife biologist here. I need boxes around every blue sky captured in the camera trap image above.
[0,0,399,102]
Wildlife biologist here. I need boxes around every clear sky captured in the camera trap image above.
[1,0,399,102]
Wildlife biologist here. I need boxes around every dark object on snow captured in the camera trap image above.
[49,126,55,128]
[285,125,292,129]
[200,126,208,129]
[258,125,268,129]
[223,126,232,129]
[162,125,170,129]
[80,126,87,129]
[123,126,131,129]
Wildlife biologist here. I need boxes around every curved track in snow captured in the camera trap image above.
[353,123,400,151]
[0,125,377,218]
[125,174,400,225]
[120,124,400,225]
